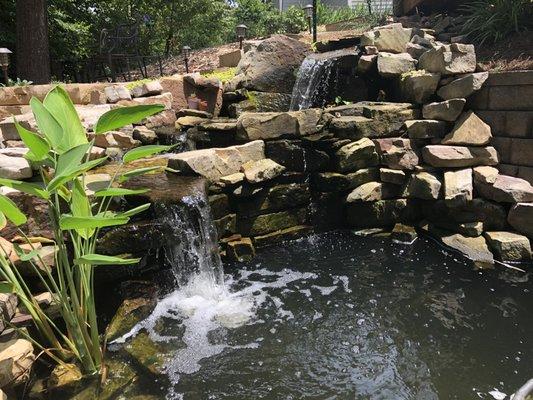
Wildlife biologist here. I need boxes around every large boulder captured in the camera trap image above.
[441,111,492,146]
[236,109,321,141]
[437,72,489,100]
[377,52,417,78]
[508,203,533,238]
[438,232,494,268]
[475,174,533,203]
[166,141,265,181]
[228,91,291,117]
[227,35,310,94]
[422,98,465,122]
[360,23,413,53]
[399,70,440,104]
[422,145,498,168]
[374,138,419,170]
[335,138,379,173]
[419,44,476,76]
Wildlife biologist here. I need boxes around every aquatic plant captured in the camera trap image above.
[0,86,172,375]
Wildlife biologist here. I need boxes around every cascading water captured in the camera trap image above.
[290,56,335,111]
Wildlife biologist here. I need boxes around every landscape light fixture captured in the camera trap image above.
[303,5,313,34]
[183,45,191,74]
[0,48,12,86]
[236,24,248,50]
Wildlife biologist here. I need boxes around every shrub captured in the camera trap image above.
[461,0,533,44]
[0,86,171,374]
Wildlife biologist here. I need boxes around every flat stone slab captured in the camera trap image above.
[404,119,448,139]
[422,99,465,122]
[475,174,533,203]
[437,72,489,100]
[422,145,498,168]
[439,233,494,268]
[241,159,285,183]
[484,231,532,262]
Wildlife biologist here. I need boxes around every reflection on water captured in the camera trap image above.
[107,231,532,400]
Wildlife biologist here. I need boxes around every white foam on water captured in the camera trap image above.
[488,389,507,400]
[312,285,338,296]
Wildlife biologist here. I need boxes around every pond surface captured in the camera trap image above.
[105,231,532,400]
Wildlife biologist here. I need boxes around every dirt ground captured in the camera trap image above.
[476,31,533,72]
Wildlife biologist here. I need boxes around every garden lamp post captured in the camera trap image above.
[183,45,191,74]
[236,24,248,50]
[312,0,317,43]
[0,48,12,86]
[303,5,313,34]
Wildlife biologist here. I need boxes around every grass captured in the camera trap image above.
[201,67,237,84]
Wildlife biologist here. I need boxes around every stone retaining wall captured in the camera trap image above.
[470,71,533,185]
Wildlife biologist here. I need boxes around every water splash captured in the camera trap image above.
[290,56,334,111]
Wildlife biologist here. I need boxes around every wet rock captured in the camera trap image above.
[226,238,256,262]
[475,175,533,203]
[422,98,466,121]
[360,23,413,53]
[236,109,321,141]
[391,223,418,243]
[473,166,499,184]
[176,109,213,119]
[346,182,399,202]
[335,138,379,173]
[422,145,498,168]
[0,338,35,386]
[346,168,380,189]
[313,172,349,192]
[48,363,83,391]
[444,168,473,205]
[166,140,265,181]
[380,168,406,185]
[209,194,229,220]
[219,173,245,186]
[131,81,163,98]
[228,35,310,94]
[357,54,377,74]
[104,85,131,103]
[253,225,312,248]
[241,159,285,183]
[508,203,533,238]
[377,52,417,78]
[214,214,237,239]
[265,140,328,172]
[404,119,448,139]
[238,208,307,236]
[438,232,494,268]
[442,111,492,146]
[437,72,489,100]
[399,70,440,104]
[419,44,476,76]
[346,199,415,228]
[0,155,32,179]
[374,138,419,170]
[133,126,158,145]
[484,231,532,262]
[406,172,441,200]
[228,91,291,117]
[236,183,310,217]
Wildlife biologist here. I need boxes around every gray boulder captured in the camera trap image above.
[422,145,498,168]
[377,52,417,78]
[399,70,440,104]
[419,43,476,76]
[422,98,466,121]
[335,138,379,173]
[437,72,489,100]
[484,231,532,262]
[442,111,492,146]
[508,203,533,238]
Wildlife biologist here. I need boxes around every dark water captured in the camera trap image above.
[100,231,532,400]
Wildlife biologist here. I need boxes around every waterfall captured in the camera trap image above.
[155,194,224,286]
[290,56,335,111]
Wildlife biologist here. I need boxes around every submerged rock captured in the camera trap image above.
[391,223,418,243]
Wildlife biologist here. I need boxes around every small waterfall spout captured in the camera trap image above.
[156,194,224,286]
[290,56,335,111]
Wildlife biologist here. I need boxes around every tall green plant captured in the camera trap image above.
[0,86,172,375]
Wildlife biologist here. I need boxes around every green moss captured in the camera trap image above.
[201,67,237,84]
[125,78,154,90]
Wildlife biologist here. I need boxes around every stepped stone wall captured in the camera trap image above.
[470,71,533,185]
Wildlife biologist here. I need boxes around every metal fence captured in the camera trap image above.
[348,0,394,13]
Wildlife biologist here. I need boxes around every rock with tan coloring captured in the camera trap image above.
[475,174,533,203]
[399,70,440,104]
[104,85,132,103]
[422,145,498,168]
[0,155,32,179]
[473,166,499,184]
[444,168,473,205]
[241,159,285,183]
[484,231,532,262]
[404,120,448,139]
[377,52,417,78]
[374,138,419,170]
[335,138,379,173]
[419,44,476,76]
[406,172,441,200]
[439,233,494,268]
[442,111,492,146]
[437,72,489,100]
[508,203,533,239]
[346,182,399,202]
[0,339,35,386]
[422,99,465,122]
[380,168,406,185]
[360,23,413,53]
[357,55,377,74]
[131,81,163,98]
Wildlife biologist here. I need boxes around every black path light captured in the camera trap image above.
[236,24,248,50]
[303,4,313,34]
[312,0,317,43]
[0,48,12,86]
[183,45,191,74]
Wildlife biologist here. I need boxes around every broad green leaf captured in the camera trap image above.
[71,180,94,239]
[43,86,88,151]
[56,142,91,177]
[47,157,107,192]
[94,188,149,198]
[74,254,141,266]
[94,104,165,135]
[13,243,39,262]
[0,179,49,200]
[30,97,63,152]
[118,166,162,183]
[0,282,14,293]
[123,145,174,164]
[0,194,27,226]
[14,120,50,161]
[59,215,129,230]
[122,203,151,217]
